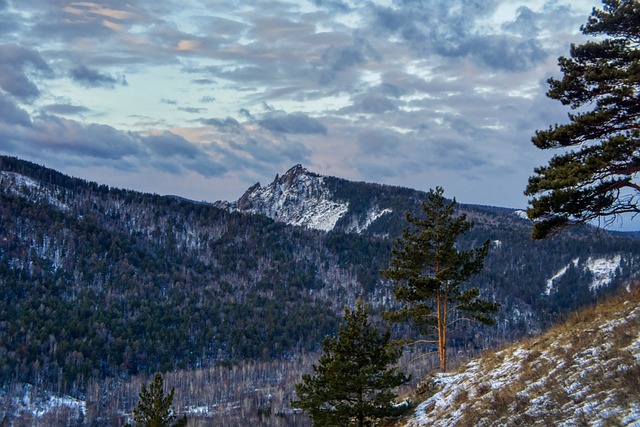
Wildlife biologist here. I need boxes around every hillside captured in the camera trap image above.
[0,155,639,424]
[400,284,640,427]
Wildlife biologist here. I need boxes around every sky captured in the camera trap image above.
[0,0,606,214]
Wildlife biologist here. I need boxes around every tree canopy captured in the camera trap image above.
[125,373,187,427]
[292,300,410,427]
[525,0,640,239]
[382,187,499,372]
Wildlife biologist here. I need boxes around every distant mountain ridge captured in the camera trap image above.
[1,155,640,424]
[230,164,355,232]
[222,163,527,236]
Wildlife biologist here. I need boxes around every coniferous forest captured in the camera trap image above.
[0,155,639,425]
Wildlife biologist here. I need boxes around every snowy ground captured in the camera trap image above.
[401,287,640,427]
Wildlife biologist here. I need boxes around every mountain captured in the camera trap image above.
[399,283,640,427]
[224,164,394,233]
[0,155,639,424]
[224,164,524,236]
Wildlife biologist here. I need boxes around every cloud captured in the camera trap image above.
[193,79,215,85]
[0,44,51,102]
[0,0,600,208]
[70,65,126,89]
[143,131,201,159]
[0,108,228,179]
[317,41,371,85]
[357,93,397,114]
[0,93,32,126]
[28,114,141,160]
[373,1,549,71]
[227,136,311,170]
[139,131,226,177]
[200,117,241,131]
[178,106,208,114]
[258,112,327,135]
[41,103,91,116]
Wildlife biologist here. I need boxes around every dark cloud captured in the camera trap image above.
[41,104,91,116]
[138,132,226,177]
[503,7,541,37]
[193,79,215,85]
[24,114,141,160]
[443,35,546,72]
[318,43,369,85]
[357,93,397,114]
[357,129,401,157]
[227,137,311,170]
[312,0,350,12]
[258,112,327,135]
[200,117,241,131]
[143,132,201,159]
[178,107,208,114]
[373,1,549,71]
[161,98,178,105]
[0,94,32,127]
[0,44,51,102]
[70,65,125,89]
[199,96,216,103]
[0,6,19,35]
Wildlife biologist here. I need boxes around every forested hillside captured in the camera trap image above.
[0,155,638,424]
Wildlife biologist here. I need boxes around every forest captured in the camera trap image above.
[0,155,639,424]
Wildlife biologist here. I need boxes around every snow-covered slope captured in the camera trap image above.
[399,285,640,427]
[230,164,392,233]
[0,383,85,422]
[0,171,69,211]
[545,256,622,295]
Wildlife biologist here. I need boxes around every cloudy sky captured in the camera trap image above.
[0,0,602,212]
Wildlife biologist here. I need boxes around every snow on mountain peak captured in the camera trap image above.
[232,165,392,233]
[235,165,349,232]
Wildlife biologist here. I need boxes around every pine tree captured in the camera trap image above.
[292,300,410,427]
[125,373,187,427]
[525,0,640,239]
[382,187,499,372]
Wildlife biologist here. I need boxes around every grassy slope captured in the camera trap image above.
[399,284,640,427]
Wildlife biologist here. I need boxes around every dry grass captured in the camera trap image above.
[398,283,640,427]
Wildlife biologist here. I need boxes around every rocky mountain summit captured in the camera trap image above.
[224,164,393,233]
[234,164,352,232]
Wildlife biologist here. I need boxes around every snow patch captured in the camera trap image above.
[0,171,69,211]
[347,207,393,234]
[585,255,621,291]
[514,210,529,220]
[233,165,389,233]
[1,383,85,420]
[545,258,579,295]
[545,256,622,295]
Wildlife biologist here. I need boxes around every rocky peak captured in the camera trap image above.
[234,165,348,232]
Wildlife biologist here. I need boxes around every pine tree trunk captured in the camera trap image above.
[437,290,446,372]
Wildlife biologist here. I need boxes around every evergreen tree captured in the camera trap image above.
[526,0,640,239]
[382,187,499,372]
[292,300,410,427]
[125,373,187,427]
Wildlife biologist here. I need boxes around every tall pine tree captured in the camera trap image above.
[125,373,187,427]
[382,187,499,372]
[292,300,410,427]
[526,0,640,238]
